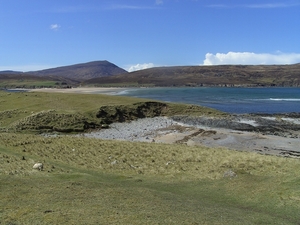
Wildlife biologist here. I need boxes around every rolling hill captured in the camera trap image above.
[0,72,77,89]
[2,62,300,88]
[0,60,128,88]
[83,63,300,87]
[28,60,128,81]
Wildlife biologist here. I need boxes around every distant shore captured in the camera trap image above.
[29,87,131,95]
[8,87,300,158]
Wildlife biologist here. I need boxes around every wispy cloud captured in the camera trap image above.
[42,4,101,14]
[50,24,61,31]
[156,0,164,5]
[246,3,300,8]
[127,63,155,72]
[108,1,165,10]
[202,52,300,65]
[108,4,156,10]
[45,3,160,13]
[207,4,230,8]
[207,2,300,9]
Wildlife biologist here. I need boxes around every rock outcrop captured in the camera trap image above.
[172,113,300,138]
[96,102,168,125]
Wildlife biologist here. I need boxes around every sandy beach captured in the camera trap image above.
[81,116,300,158]
[30,87,130,95]
[33,87,300,158]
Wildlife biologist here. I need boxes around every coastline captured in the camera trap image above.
[30,87,300,158]
[81,115,300,158]
[29,87,131,95]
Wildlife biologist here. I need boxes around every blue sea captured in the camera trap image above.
[117,87,300,114]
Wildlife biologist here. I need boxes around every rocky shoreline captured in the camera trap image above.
[172,113,300,138]
[82,113,300,158]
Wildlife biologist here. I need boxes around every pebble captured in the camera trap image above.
[82,117,177,142]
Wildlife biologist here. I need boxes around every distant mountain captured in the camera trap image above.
[0,73,64,81]
[0,70,23,74]
[28,60,128,81]
[83,64,300,87]
[3,62,300,88]
[0,72,78,89]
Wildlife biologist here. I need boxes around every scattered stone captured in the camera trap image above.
[223,170,237,178]
[75,115,299,158]
[166,161,174,166]
[111,160,117,165]
[44,210,53,213]
[82,117,176,142]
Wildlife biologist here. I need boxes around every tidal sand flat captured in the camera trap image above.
[30,87,129,95]
[82,115,300,158]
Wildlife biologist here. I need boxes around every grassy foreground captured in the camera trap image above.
[1,90,300,224]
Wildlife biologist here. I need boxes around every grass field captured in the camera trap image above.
[0,80,60,88]
[1,90,300,224]
[0,91,225,133]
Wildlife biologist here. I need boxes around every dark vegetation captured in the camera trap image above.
[1,61,300,88]
[0,60,127,88]
[0,73,76,89]
[84,64,300,87]
[29,60,128,81]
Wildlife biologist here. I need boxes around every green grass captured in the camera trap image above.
[1,132,300,224]
[0,91,147,131]
[0,91,139,113]
[0,91,224,117]
[92,82,145,87]
[0,80,58,88]
[1,90,299,224]
[0,91,225,132]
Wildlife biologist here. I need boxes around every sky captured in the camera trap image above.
[1,0,300,72]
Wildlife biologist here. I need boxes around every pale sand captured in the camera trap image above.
[153,126,300,157]
[83,117,300,158]
[31,88,300,158]
[30,87,131,95]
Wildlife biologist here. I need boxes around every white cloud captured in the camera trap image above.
[203,52,300,65]
[127,63,155,72]
[50,24,61,31]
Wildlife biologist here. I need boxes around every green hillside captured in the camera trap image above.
[84,64,300,87]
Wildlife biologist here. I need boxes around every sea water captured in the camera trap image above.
[117,87,300,114]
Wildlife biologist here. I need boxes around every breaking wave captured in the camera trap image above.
[269,98,300,101]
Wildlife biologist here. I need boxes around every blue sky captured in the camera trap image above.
[1,0,300,72]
